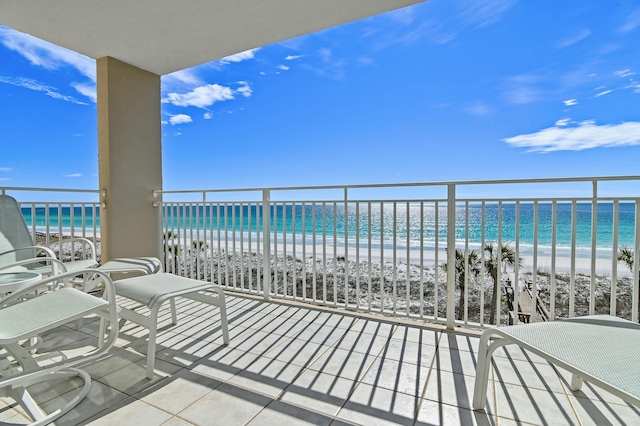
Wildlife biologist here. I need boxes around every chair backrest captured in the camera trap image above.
[0,194,35,267]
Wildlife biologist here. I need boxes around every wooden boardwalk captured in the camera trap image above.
[508,284,551,324]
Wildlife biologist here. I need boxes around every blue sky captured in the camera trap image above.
[1,0,639,198]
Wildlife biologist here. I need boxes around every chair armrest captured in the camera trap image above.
[0,245,58,260]
[0,256,67,275]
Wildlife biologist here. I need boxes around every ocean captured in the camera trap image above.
[161,202,637,256]
[23,202,637,257]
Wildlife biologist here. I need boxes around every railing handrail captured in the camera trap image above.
[159,197,640,205]
[1,187,105,206]
[0,187,102,194]
[154,175,640,196]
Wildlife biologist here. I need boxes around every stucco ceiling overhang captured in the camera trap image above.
[1,0,423,75]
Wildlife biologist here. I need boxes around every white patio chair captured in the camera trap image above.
[0,194,98,274]
[1,194,163,293]
[0,269,119,425]
[473,314,640,411]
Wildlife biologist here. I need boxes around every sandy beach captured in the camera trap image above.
[49,231,636,325]
[198,235,631,277]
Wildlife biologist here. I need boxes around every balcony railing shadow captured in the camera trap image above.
[2,293,637,425]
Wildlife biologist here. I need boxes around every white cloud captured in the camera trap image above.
[71,82,96,102]
[557,30,590,48]
[626,81,640,93]
[503,121,640,153]
[502,74,544,105]
[219,48,260,64]
[163,84,234,108]
[162,69,206,94]
[0,76,87,104]
[64,173,82,178]
[555,118,571,126]
[285,55,303,61]
[0,167,11,172]
[464,102,492,116]
[164,69,202,86]
[236,84,252,97]
[318,48,332,62]
[459,0,516,28]
[0,26,97,102]
[563,99,578,106]
[277,65,290,71]
[381,0,512,48]
[309,49,346,79]
[0,26,95,81]
[619,8,640,32]
[594,89,612,98]
[357,57,374,66]
[203,112,213,120]
[616,69,635,78]
[504,86,542,104]
[169,114,193,125]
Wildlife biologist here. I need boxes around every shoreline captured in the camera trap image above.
[199,238,630,277]
[45,229,633,277]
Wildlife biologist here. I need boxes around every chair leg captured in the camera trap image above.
[170,298,178,325]
[146,303,162,379]
[98,317,106,347]
[570,374,583,391]
[185,289,230,345]
[216,288,230,345]
[5,368,92,425]
[472,331,508,411]
[11,386,45,422]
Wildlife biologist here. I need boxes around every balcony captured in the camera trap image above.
[3,293,640,425]
[1,176,639,424]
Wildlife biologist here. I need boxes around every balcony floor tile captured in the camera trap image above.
[3,293,638,425]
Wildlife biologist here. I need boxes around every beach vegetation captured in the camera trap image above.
[618,246,638,314]
[444,249,482,320]
[617,246,635,272]
[192,240,208,250]
[485,242,521,324]
[163,231,181,272]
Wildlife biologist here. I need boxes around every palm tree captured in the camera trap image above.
[192,240,208,251]
[163,231,180,273]
[445,248,482,320]
[485,242,520,324]
[618,246,634,272]
[618,246,639,320]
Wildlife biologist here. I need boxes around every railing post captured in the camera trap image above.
[634,200,640,322]
[590,180,598,315]
[262,189,272,301]
[446,184,456,330]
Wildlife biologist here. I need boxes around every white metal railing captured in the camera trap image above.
[156,176,640,329]
[0,187,103,262]
[3,178,639,330]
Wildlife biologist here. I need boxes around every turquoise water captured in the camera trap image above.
[22,202,637,253]
[161,202,638,252]
[22,206,100,230]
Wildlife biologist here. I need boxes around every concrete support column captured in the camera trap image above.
[97,56,162,262]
